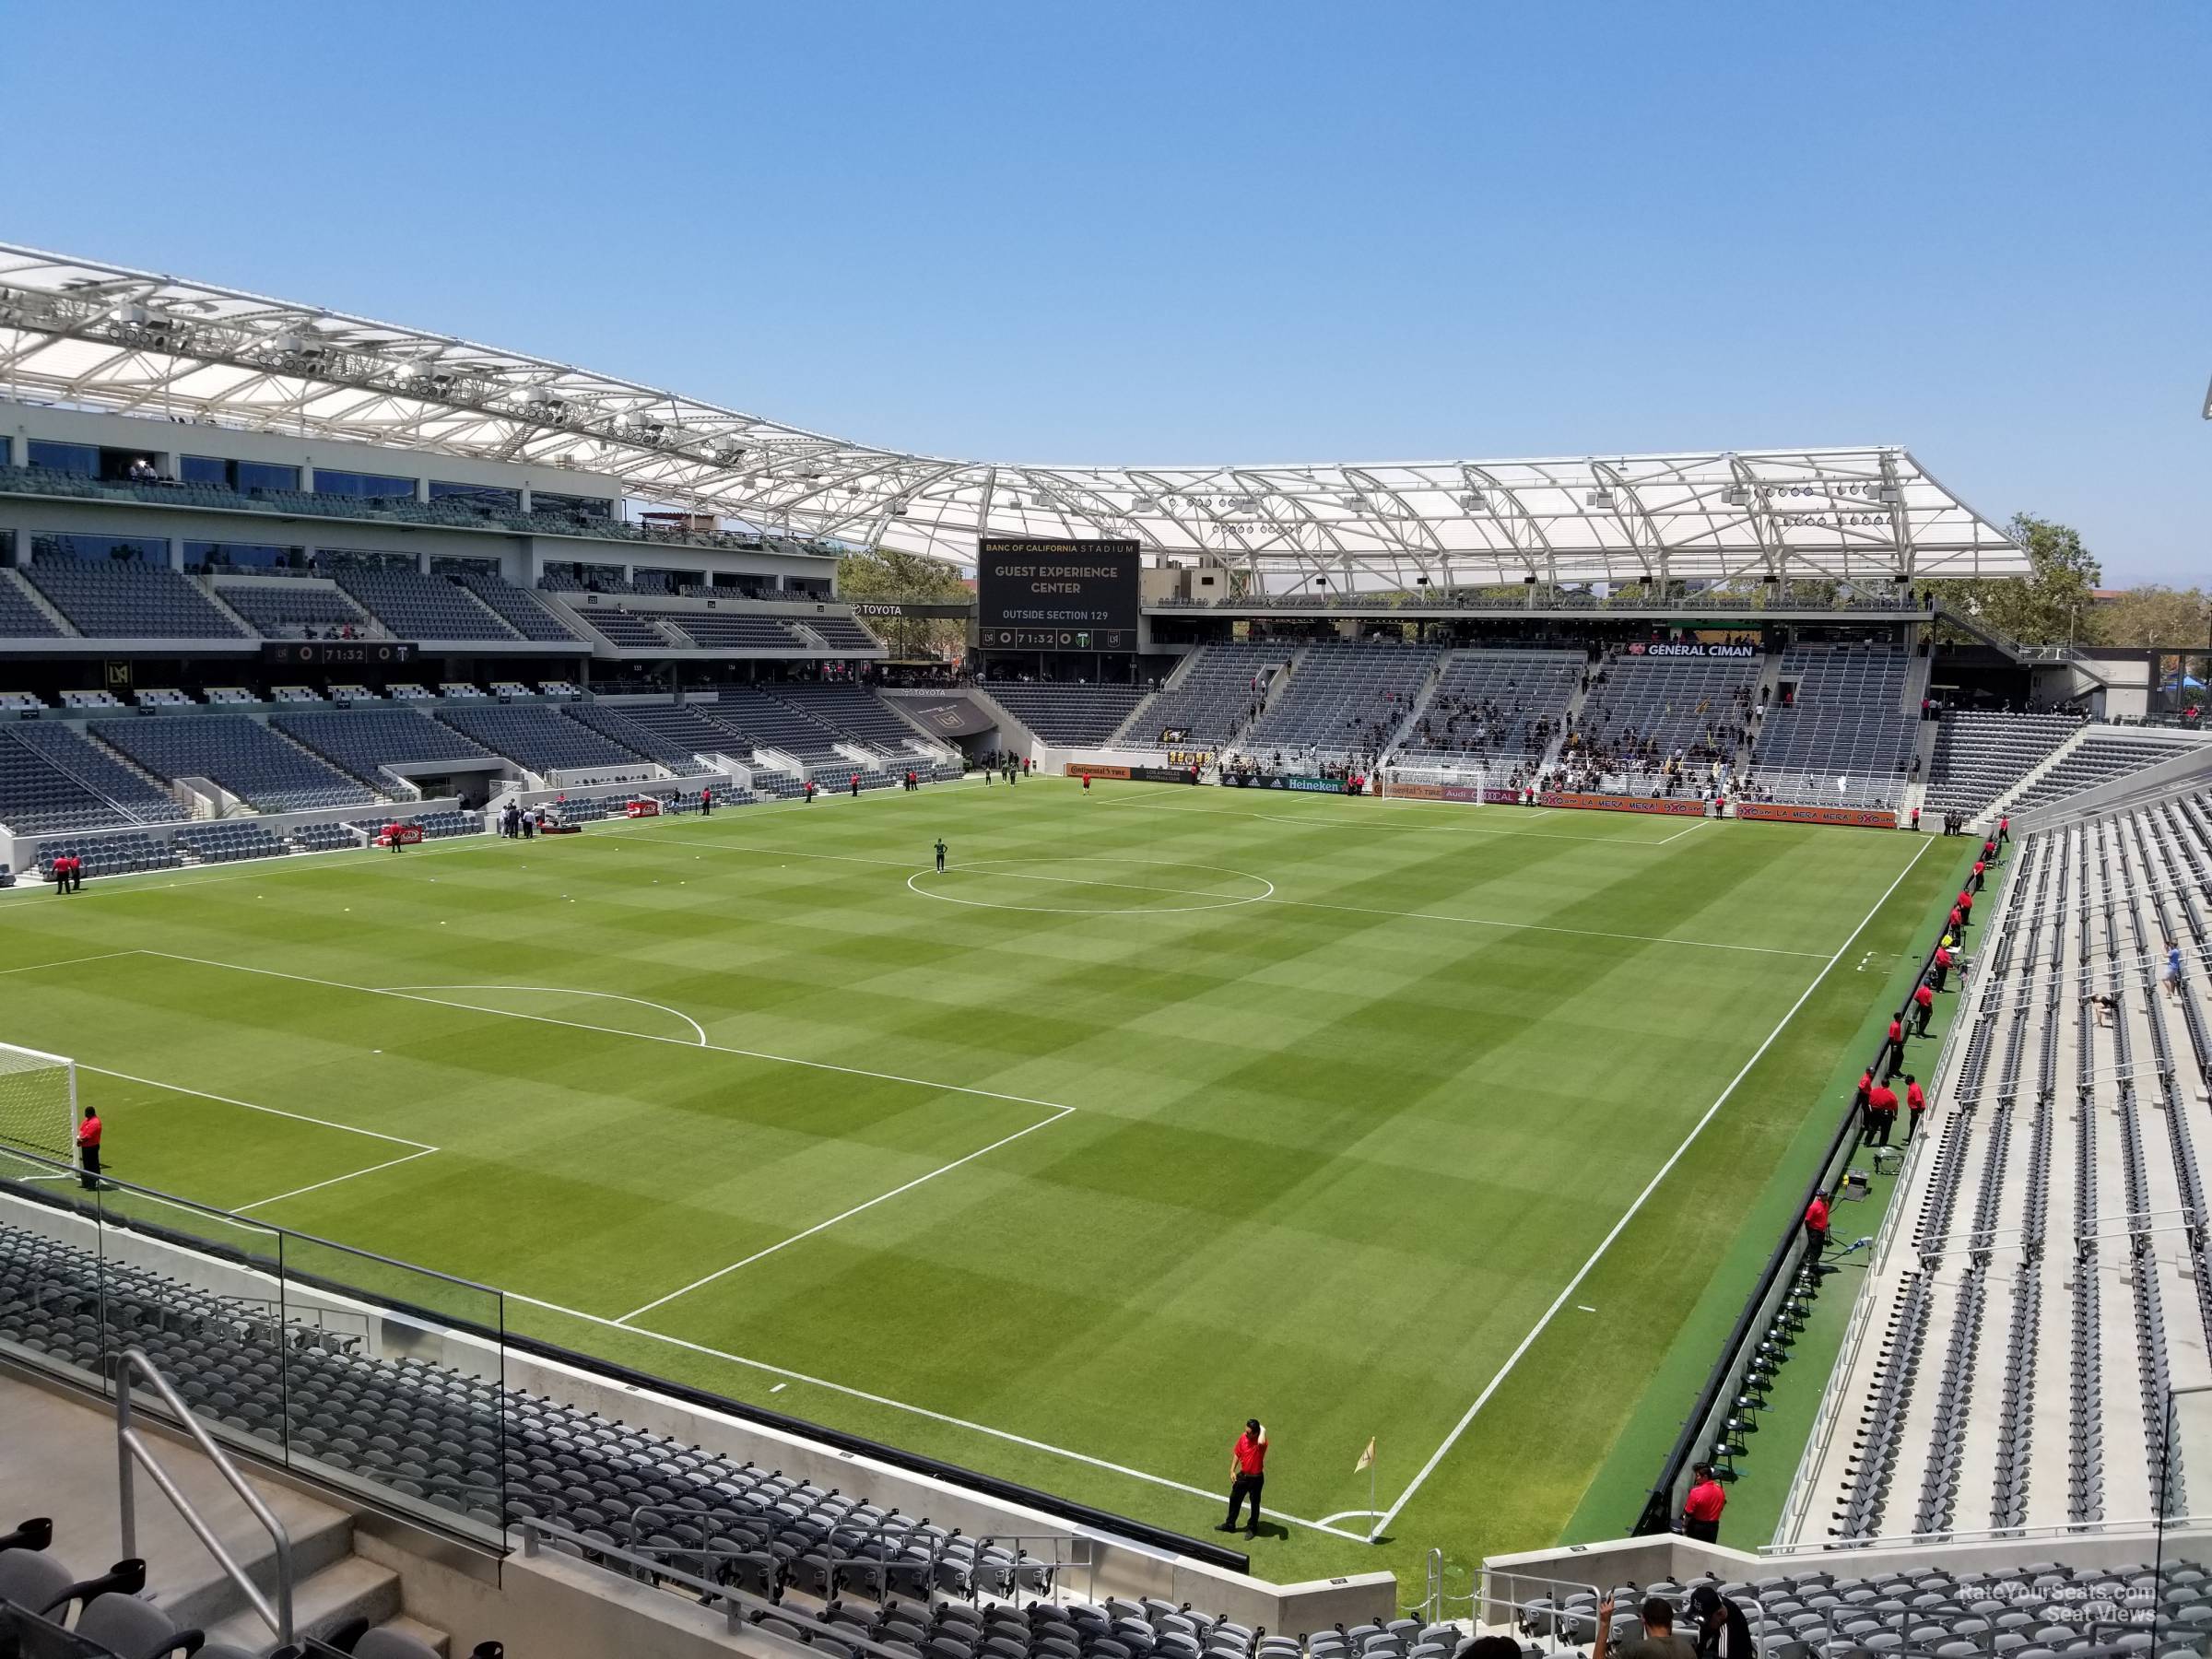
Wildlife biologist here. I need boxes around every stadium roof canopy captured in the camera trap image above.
[0,243,2027,588]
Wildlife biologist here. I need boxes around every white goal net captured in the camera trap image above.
[1376,763,1488,805]
[0,1041,77,1166]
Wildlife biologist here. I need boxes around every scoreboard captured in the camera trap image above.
[977,538,1138,652]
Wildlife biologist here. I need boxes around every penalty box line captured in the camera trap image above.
[1364,830,1936,1540]
[508,1288,1374,1546]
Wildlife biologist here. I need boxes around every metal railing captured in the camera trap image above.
[115,1345,295,1647]
[517,1513,932,1659]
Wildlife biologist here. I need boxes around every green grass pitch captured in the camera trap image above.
[0,779,1964,1587]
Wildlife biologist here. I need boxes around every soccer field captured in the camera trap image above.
[0,779,1961,1583]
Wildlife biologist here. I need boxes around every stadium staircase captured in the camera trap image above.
[1,568,79,634]
[191,579,262,640]
[1984,725,2095,821]
[5,1366,456,1655]
[1108,647,1205,746]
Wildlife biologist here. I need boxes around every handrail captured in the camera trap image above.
[115,1345,295,1646]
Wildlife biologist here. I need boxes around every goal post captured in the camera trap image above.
[0,1041,78,1167]
[1376,762,1489,805]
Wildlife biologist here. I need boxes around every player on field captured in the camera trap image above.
[935,838,947,873]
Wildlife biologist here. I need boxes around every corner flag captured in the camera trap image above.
[1354,1436,1376,1474]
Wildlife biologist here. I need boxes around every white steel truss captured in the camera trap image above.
[0,243,2026,585]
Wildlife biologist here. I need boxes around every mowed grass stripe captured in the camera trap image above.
[0,780,1936,1583]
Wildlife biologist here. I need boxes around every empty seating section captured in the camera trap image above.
[606,700,755,760]
[2011,731,2206,815]
[7,723,190,827]
[769,683,925,756]
[89,716,379,811]
[335,571,521,641]
[576,607,675,647]
[1398,650,1583,769]
[1924,712,2084,818]
[560,701,714,774]
[802,615,881,652]
[0,730,141,833]
[0,571,63,637]
[24,561,249,638]
[453,572,586,642]
[172,819,287,863]
[22,831,180,877]
[985,683,1151,746]
[212,580,373,635]
[434,705,651,774]
[1752,645,1916,806]
[663,613,803,650]
[272,709,500,791]
[1241,642,1441,761]
[288,819,362,853]
[1121,642,1290,747]
[1800,791,2212,1544]
[699,688,849,766]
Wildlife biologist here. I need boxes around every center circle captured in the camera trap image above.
[907,856,1276,915]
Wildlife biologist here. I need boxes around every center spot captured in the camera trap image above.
[907,857,1275,915]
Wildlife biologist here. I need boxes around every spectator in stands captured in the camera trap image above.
[1680,1464,1726,1541]
[2166,940,2183,1002]
[1688,1586,1757,1659]
[1451,1640,1521,1659]
[1803,1190,1830,1267]
[1218,1418,1267,1538]
[126,456,159,482]
[1594,1596,1696,1659]
[75,1106,102,1191]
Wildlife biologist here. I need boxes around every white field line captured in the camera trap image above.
[0,948,142,977]
[1363,830,1936,1540]
[1653,818,1709,845]
[136,950,1079,1116]
[234,1147,440,1213]
[596,830,1822,959]
[78,1062,438,1151]
[614,1105,1077,1324]
[508,1286,1372,1544]
[0,775,978,907]
[389,984,709,1046]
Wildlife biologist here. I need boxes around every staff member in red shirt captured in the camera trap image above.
[1866,1078,1899,1146]
[1971,857,1986,894]
[1957,888,1974,932]
[1912,981,1936,1035]
[75,1106,102,1191]
[1998,813,2010,846]
[1932,941,1954,993]
[1218,1418,1267,1539]
[1904,1075,1926,1141]
[1886,1014,1906,1079]
[1681,1463,1727,1543]
[1803,1191,1830,1268]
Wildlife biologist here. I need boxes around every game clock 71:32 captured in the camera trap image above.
[984,628,1133,651]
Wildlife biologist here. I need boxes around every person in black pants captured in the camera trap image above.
[935,838,947,873]
[1218,1418,1266,1537]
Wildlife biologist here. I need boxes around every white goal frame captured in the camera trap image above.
[1376,762,1489,804]
[0,1041,78,1167]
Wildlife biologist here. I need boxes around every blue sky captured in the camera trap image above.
[6,2,2206,582]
